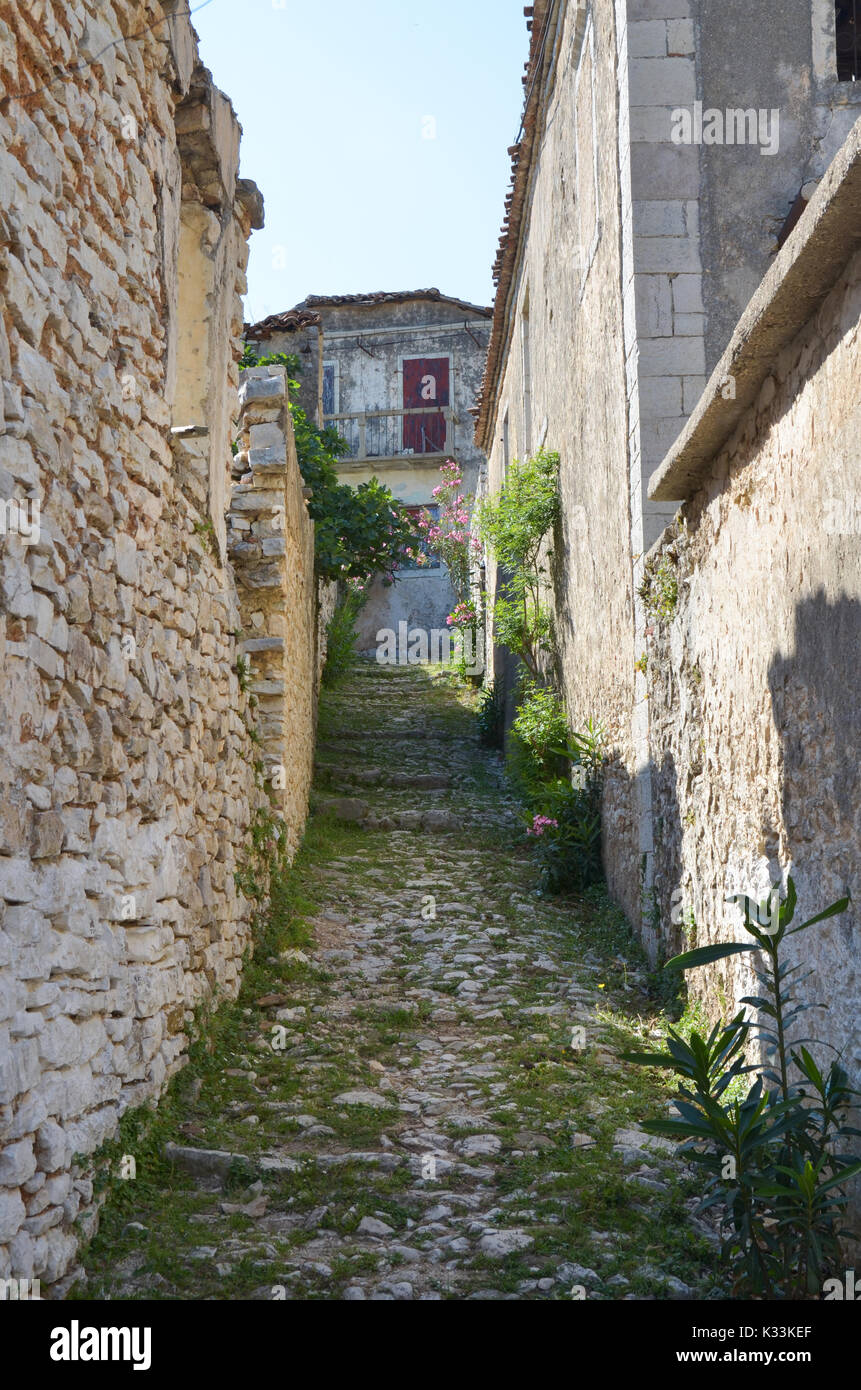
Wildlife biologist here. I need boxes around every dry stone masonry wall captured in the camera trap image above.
[229,365,332,856]
[0,3,324,1292]
[644,147,861,1091]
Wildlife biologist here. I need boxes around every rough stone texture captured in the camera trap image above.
[0,3,322,1289]
[643,173,861,1126]
[477,0,643,926]
[81,665,722,1303]
[228,366,333,855]
[476,0,861,969]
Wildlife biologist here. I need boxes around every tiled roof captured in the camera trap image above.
[244,308,322,339]
[474,0,556,451]
[295,288,493,315]
[297,290,492,318]
[246,290,492,340]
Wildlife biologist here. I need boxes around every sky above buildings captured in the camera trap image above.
[192,0,527,324]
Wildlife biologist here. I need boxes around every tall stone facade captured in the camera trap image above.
[645,123,861,1098]
[0,4,324,1290]
[475,0,860,1130]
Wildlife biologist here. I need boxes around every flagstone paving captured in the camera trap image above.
[76,664,724,1302]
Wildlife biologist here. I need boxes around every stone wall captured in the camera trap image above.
[477,0,643,923]
[643,120,861,1098]
[229,365,331,856]
[0,3,322,1292]
[477,0,861,948]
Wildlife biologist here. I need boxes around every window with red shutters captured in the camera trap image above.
[402,357,450,454]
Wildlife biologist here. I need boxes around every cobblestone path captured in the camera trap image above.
[79,664,721,1301]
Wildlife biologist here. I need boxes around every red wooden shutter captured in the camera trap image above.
[402,357,450,453]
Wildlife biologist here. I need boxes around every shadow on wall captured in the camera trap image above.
[767,588,860,1072]
[648,748,685,961]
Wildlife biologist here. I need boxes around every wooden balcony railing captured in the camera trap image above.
[323,406,453,461]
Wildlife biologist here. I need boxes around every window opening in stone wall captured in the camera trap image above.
[502,407,511,477]
[398,505,441,570]
[322,361,338,416]
[836,1,861,79]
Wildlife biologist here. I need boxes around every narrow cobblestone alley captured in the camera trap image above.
[78,664,722,1302]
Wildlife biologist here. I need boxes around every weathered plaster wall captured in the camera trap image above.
[0,3,321,1293]
[644,226,861,1099]
[480,0,642,924]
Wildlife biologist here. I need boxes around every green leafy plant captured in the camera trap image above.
[476,679,505,749]
[639,553,678,622]
[529,777,603,894]
[193,516,218,558]
[322,586,366,687]
[235,655,251,694]
[233,805,288,908]
[239,345,301,376]
[623,880,861,1298]
[477,448,560,680]
[507,680,571,791]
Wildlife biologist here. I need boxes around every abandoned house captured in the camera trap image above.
[246,289,492,649]
[476,0,860,1109]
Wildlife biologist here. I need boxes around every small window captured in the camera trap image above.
[322,362,338,417]
[836,2,861,81]
[398,505,441,570]
[502,408,511,477]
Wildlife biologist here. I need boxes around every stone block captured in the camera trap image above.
[0,1139,36,1186]
[629,57,695,108]
[627,20,667,57]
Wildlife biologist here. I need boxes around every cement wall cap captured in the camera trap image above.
[648,114,861,503]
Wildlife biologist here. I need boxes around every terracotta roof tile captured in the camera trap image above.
[244,307,321,338]
[294,288,493,315]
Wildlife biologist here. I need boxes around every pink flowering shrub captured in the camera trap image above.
[446,600,478,630]
[419,458,480,604]
[527,814,559,837]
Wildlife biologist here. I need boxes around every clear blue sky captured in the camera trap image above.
[191,0,527,324]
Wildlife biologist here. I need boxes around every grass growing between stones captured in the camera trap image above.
[73,662,726,1302]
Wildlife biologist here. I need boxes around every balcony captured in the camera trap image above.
[323,406,453,468]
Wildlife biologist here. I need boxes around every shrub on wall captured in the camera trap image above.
[477,447,560,681]
[476,447,605,893]
[322,584,367,687]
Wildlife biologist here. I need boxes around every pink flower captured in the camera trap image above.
[527,815,559,837]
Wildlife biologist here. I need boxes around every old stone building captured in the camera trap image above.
[247,290,491,650]
[0,3,326,1290]
[476,0,860,1102]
